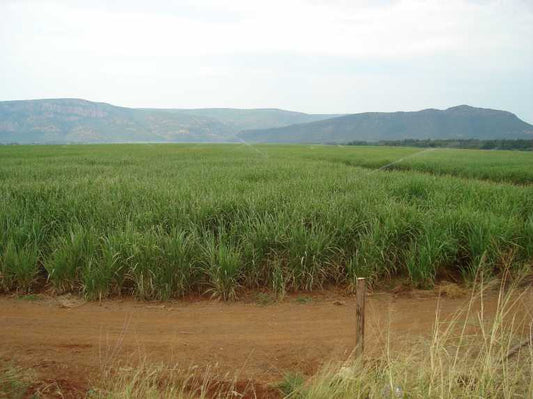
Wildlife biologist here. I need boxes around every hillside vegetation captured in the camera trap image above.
[0,99,337,144]
[240,105,533,143]
[1,144,532,300]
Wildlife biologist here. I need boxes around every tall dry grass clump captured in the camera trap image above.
[289,276,532,398]
[88,361,261,399]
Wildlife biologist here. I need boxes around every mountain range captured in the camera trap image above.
[0,99,531,144]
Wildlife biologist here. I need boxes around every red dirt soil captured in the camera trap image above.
[1,288,531,398]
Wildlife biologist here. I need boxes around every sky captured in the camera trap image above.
[1,0,532,122]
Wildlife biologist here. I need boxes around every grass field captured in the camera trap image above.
[0,144,532,299]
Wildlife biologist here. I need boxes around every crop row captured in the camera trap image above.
[0,144,531,299]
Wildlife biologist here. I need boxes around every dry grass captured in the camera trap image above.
[88,362,268,399]
[290,277,532,398]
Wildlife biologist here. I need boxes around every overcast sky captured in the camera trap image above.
[1,0,532,122]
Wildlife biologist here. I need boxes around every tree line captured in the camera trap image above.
[344,139,533,151]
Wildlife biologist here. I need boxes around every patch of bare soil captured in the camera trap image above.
[1,288,529,398]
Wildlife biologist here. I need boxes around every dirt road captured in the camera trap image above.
[1,289,528,397]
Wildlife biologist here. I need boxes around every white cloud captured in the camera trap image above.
[0,0,532,120]
[2,0,532,58]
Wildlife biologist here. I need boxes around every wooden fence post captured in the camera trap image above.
[355,277,366,359]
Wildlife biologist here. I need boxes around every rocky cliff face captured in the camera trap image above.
[0,99,337,143]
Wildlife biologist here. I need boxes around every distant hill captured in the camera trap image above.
[239,105,533,143]
[1,100,531,144]
[0,99,338,144]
